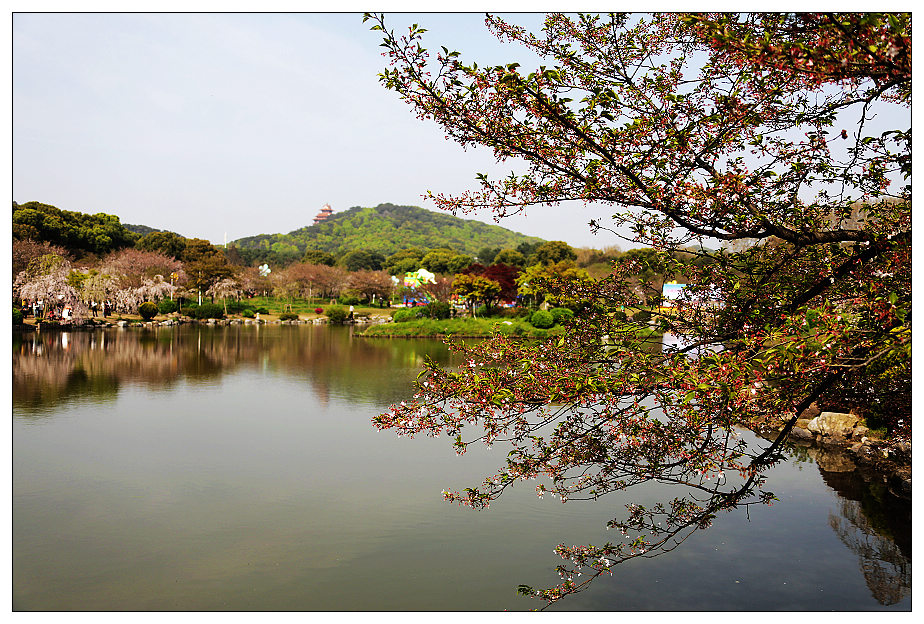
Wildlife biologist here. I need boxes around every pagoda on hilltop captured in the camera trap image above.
[313,203,334,224]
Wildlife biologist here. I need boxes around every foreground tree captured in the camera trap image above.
[368,12,910,607]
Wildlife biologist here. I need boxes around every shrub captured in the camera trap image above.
[13,307,24,325]
[474,304,502,317]
[325,305,349,324]
[255,306,270,314]
[392,307,419,323]
[191,303,224,319]
[224,300,250,313]
[242,309,255,318]
[530,309,554,328]
[338,295,360,306]
[499,306,529,318]
[421,301,451,320]
[613,310,628,322]
[550,307,574,325]
[314,307,324,314]
[138,302,158,321]
[278,312,299,321]
[633,309,652,324]
[158,299,178,314]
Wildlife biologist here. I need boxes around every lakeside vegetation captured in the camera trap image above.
[360,316,564,338]
[14,199,714,341]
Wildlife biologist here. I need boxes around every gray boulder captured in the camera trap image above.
[789,427,814,442]
[806,412,860,438]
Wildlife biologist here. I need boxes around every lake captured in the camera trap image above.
[12,324,911,611]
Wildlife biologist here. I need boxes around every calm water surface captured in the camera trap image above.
[12,325,911,610]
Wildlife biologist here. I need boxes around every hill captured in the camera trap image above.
[13,201,138,257]
[230,203,544,258]
[123,223,169,236]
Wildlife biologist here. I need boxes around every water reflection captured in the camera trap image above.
[12,326,911,610]
[813,450,911,605]
[13,325,456,414]
[780,441,911,606]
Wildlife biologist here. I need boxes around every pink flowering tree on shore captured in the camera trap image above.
[367,12,910,607]
[206,278,242,315]
[14,254,87,319]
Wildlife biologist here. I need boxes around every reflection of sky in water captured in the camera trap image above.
[12,326,911,611]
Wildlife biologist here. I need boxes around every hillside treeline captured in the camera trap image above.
[231,203,545,261]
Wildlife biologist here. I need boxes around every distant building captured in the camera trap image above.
[313,203,334,224]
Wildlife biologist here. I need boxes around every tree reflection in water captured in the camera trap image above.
[13,326,910,608]
[12,325,458,414]
[830,497,911,605]
[782,441,911,605]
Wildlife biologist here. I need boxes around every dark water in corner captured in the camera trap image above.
[12,325,911,610]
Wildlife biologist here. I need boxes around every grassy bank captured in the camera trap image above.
[359,316,565,338]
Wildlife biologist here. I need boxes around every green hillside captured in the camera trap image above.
[13,201,139,256]
[230,203,544,257]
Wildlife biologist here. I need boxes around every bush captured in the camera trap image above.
[530,309,554,328]
[13,307,23,325]
[242,309,255,318]
[613,310,628,322]
[190,303,224,319]
[278,312,299,321]
[314,307,324,314]
[392,307,419,323]
[499,306,530,318]
[158,299,178,314]
[633,309,652,324]
[550,307,574,325]
[224,300,250,313]
[338,295,360,306]
[474,304,502,317]
[421,301,451,320]
[138,302,158,321]
[255,306,270,314]
[325,305,348,324]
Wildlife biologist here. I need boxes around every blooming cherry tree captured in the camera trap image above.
[367,12,910,607]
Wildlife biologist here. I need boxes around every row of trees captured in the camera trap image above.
[14,217,724,324]
[14,196,709,320]
[19,201,676,321]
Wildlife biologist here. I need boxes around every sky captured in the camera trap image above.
[12,6,631,251]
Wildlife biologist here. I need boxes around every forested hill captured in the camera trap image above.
[230,203,544,257]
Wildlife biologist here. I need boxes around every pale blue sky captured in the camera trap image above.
[13,10,625,250]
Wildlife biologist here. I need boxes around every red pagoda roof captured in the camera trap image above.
[313,203,334,224]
